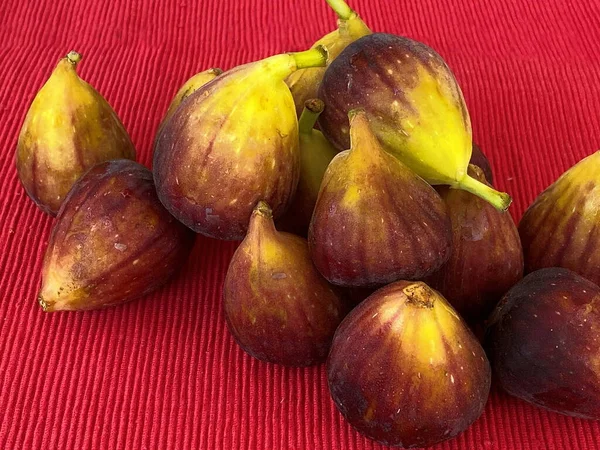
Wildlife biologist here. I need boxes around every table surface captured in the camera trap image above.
[1,0,600,449]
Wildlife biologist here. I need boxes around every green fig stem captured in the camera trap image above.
[326,0,355,20]
[298,99,325,134]
[291,46,328,70]
[458,174,512,211]
[66,51,82,66]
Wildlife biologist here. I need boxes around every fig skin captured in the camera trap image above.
[16,51,136,216]
[38,160,195,312]
[318,33,511,211]
[308,110,452,287]
[153,47,328,240]
[487,268,600,419]
[426,165,523,324]
[470,143,494,185]
[327,281,491,448]
[223,201,348,366]
[519,151,600,286]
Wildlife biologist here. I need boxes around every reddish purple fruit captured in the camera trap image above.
[470,143,494,185]
[328,281,491,448]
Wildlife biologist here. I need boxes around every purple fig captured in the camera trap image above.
[487,267,600,419]
[38,160,195,311]
[223,201,348,366]
[470,143,494,185]
[328,281,491,448]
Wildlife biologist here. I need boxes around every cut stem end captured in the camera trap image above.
[291,46,328,70]
[66,51,82,66]
[458,174,512,211]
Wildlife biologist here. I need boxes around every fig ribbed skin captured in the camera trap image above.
[223,202,348,366]
[38,160,195,311]
[487,268,600,419]
[328,281,491,448]
[308,111,452,287]
[426,166,523,324]
[519,151,600,286]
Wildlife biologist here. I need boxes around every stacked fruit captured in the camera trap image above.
[15,0,600,447]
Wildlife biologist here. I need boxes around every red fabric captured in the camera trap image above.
[1,0,600,448]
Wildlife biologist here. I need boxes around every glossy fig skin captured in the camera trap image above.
[328,281,491,448]
[38,160,195,312]
[470,143,494,185]
[308,111,452,287]
[426,166,523,324]
[519,151,600,286]
[16,51,136,216]
[153,48,327,240]
[223,202,348,366]
[487,268,600,419]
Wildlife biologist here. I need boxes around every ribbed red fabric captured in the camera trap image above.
[1,0,600,448]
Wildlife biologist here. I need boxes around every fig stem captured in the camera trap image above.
[403,283,435,308]
[298,99,325,134]
[247,201,276,238]
[291,46,328,70]
[66,51,82,66]
[207,68,223,76]
[458,174,512,211]
[325,0,355,20]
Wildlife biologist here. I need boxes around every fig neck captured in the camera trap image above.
[247,201,277,239]
[402,283,435,309]
[347,109,384,161]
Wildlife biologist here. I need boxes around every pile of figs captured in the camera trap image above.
[15,0,600,447]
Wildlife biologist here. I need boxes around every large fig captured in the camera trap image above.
[318,33,511,211]
[308,110,452,287]
[153,47,328,240]
[223,201,348,366]
[487,268,600,419]
[519,151,600,286]
[328,281,491,448]
[426,165,523,324]
[38,160,195,311]
[16,51,136,216]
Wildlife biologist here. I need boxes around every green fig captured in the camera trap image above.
[308,110,452,287]
[16,51,136,216]
[153,47,328,240]
[276,99,339,236]
[318,33,511,211]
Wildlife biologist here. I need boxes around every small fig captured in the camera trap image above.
[308,110,452,287]
[276,99,338,236]
[318,33,511,211]
[38,160,195,311]
[153,47,328,240]
[16,51,136,216]
[328,281,491,448]
[286,0,371,116]
[426,165,523,324]
[223,201,348,366]
[519,151,600,286]
[487,268,600,419]
[470,143,494,185]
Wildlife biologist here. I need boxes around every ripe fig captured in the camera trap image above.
[426,165,523,324]
[153,47,328,240]
[286,0,370,116]
[470,143,494,185]
[16,51,136,216]
[487,268,600,419]
[223,201,348,366]
[318,33,511,211]
[38,160,195,312]
[155,67,222,143]
[308,110,452,287]
[519,151,600,286]
[328,281,491,448]
[276,99,338,237]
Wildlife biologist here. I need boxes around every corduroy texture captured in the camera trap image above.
[1,0,600,449]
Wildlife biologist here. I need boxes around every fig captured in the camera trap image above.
[487,267,600,419]
[519,151,600,286]
[153,47,328,240]
[155,67,222,143]
[426,165,523,324]
[223,201,348,366]
[470,143,494,185]
[328,281,491,448]
[318,33,511,211]
[286,0,370,116]
[276,99,338,236]
[308,110,452,287]
[38,160,195,312]
[16,51,136,216]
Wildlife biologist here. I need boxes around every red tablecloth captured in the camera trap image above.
[1,0,600,448]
